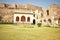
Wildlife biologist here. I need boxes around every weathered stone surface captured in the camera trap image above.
[0,3,60,26]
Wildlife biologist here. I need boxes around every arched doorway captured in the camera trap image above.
[44,19,46,22]
[58,18,60,24]
[27,17,30,22]
[21,16,26,22]
[16,16,19,21]
[33,19,35,24]
[48,19,51,23]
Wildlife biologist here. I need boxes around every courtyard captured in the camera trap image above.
[0,24,60,40]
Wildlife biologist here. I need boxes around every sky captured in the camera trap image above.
[0,0,60,9]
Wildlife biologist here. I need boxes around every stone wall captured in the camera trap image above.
[0,3,42,23]
[42,4,60,26]
[0,8,14,23]
[0,3,60,27]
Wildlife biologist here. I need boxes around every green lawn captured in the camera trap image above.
[0,24,60,40]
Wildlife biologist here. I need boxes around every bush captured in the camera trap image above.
[37,23,41,27]
[0,20,13,24]
[20,25,34,28]
[44,25,51,27]
[0,20,4,24]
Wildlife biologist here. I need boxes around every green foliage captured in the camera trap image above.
[0,20,4,24]
[21,25,34,28]
[44,25,51,27]
[0,20,13,24]
[37,23,41,27]
[51,26,59,28]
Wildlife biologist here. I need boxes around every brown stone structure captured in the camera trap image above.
[0,3,60,27]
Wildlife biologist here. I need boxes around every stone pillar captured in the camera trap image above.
[19,16,21,24]
[26,16,27,23]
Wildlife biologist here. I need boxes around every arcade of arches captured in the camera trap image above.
[16,16,30,22]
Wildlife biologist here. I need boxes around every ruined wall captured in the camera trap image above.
[1,3,60,26]
[0,8,14,23]
[0,3,43,23]
[43,4,60,26]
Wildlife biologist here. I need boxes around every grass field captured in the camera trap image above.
[0,24,60,40]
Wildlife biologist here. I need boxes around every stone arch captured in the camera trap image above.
[33,19,36,24]
[48,19,51,23]
[47,10,49,15]
[16,16,19,21]
[58,18,60,20]
[27,17,30,22]
[58,17,60,23]
[21,16,26,22]
[44,19,46,22]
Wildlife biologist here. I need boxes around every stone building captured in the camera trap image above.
[42,4,60,26]
[0,3,60,26]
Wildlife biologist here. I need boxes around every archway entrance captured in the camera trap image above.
[27,17,30,22]
[16,16,19,21]
[21,16,26,22]
[48,19,51,23]
[33,19,35,24]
